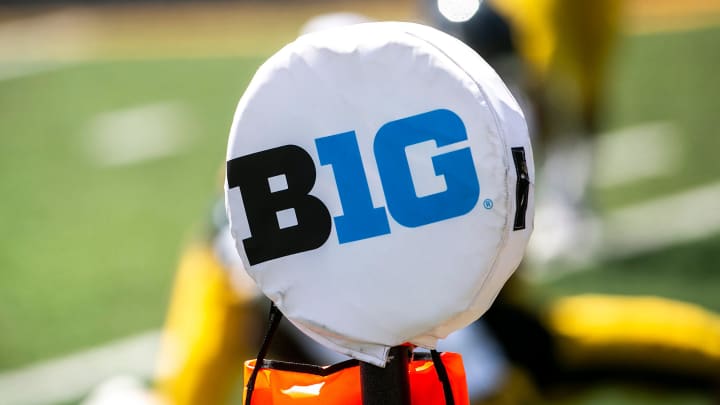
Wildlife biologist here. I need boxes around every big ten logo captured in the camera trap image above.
[227,109,481,265]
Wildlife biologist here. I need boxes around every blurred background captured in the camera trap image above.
[1,0,719,404]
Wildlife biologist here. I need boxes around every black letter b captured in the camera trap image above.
[227,145,331,265]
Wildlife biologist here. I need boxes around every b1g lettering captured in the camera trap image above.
[227,109,480,265]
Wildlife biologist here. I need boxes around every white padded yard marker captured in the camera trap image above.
[225,22,534,366]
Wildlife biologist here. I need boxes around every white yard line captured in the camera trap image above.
[0,331,161,405]
[82,102,195,167]
[532,180,720,281]
[0,62,70,82]
[594,122,681,188]
[601,181,720,258]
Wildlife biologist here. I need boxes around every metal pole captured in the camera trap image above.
[360,346,411,405]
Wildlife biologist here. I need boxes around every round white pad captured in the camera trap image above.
[225,22,534,366]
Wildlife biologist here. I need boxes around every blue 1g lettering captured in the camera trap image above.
[227,109,480,265]
[315,131,391,244]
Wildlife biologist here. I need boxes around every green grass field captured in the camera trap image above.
[0,56,263,369]
[1,19,719,405]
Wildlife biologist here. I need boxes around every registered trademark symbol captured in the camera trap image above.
[483,199,493,209]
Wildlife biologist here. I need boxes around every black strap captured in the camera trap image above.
[430,350,455,405]
[511,147,530,231]
[245,303,283,405]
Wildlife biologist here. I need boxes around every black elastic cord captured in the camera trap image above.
[245,303,283,405]
[430,350,455,405]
